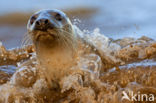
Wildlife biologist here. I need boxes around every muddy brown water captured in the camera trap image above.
[0,27,156,103]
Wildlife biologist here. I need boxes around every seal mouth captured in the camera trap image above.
[35,30,57,42]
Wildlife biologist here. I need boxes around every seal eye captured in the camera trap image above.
[55,13,62,21]
[30,16,37,25]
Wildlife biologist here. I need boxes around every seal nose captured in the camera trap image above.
[36,18,49,26]
[35,18,53,31]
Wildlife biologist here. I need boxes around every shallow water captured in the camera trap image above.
[0,26,156,102]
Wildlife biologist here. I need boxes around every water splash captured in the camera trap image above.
[0,26,156,102]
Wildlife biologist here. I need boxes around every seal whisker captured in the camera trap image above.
[58,31,70,48]
[59,29,75,39]
[21,32,32,47]
[59,29,77,50]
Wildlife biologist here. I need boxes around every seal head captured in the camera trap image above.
[27,9,76,49]
[27,9,77,86]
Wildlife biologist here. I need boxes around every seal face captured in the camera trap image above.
[27,9,76,49]
[27,9,77,86]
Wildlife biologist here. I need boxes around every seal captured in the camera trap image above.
[27,9,79,87]
[27,9,101,88]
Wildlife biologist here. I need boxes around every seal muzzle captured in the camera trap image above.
[34,18,54,31]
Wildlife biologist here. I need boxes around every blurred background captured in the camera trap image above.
[0,0,156,48]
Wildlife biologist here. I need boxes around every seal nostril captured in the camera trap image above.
[45,19,49,24]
